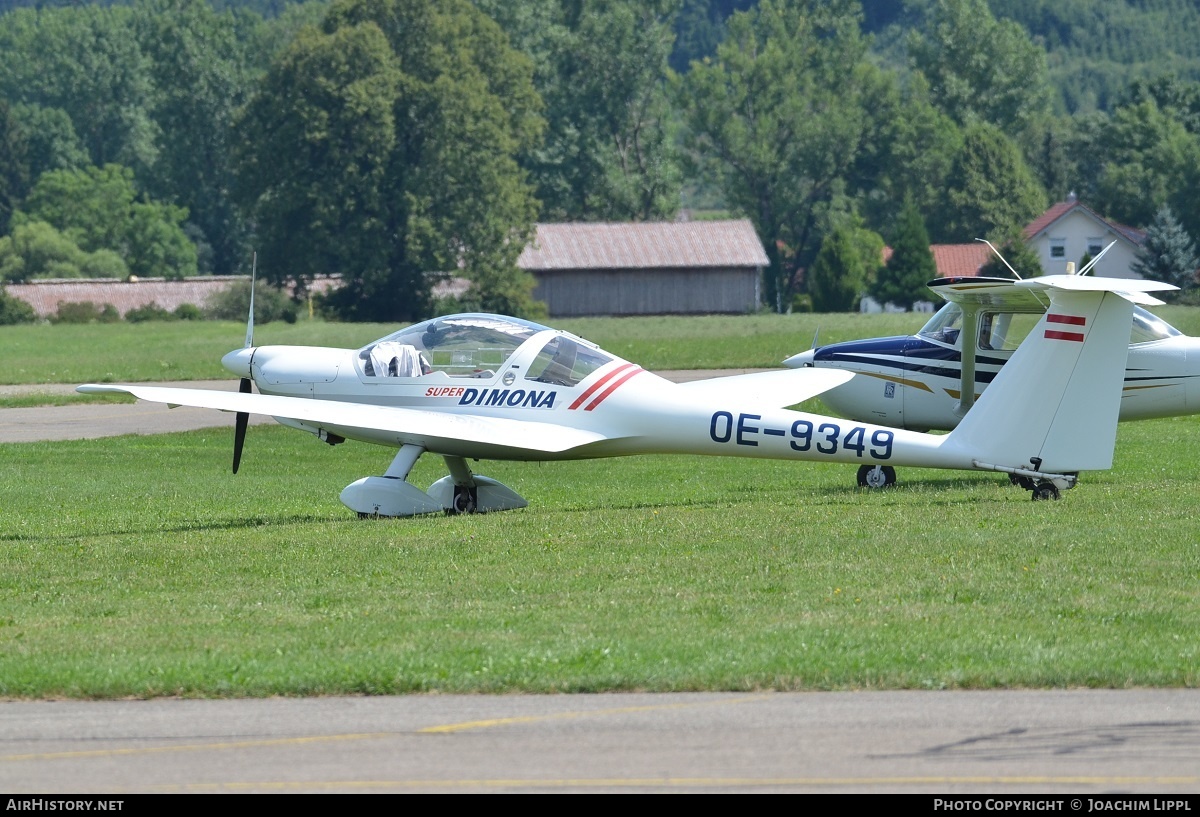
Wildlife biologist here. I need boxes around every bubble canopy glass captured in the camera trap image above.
[357,314,552,377]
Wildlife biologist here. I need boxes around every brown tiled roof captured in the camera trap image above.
[5,276,341,319]
[1023,200,1076,240]
[517,220,769,271]
[930,244,990,278]
[877,244,988,279]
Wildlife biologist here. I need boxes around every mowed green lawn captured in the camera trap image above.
[0,312,928,386]
[1,311,1198,698]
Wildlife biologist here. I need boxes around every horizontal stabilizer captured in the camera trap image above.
[1016,274,1176,306]
[927,276,1048,310]
[929,274,1177,309]
[675,368,854,409]
[76,384,607,454]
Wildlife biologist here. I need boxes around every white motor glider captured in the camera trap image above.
[80,275,1172,513]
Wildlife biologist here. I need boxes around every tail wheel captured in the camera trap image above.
[1031,482,1061,501]
[857,465,896,489]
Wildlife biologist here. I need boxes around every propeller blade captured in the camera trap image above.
[244,251,257,349]
[233,252,258,474]
[232,376,251,474]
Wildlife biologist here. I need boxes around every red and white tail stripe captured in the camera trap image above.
[1045,313,1086,342]
[569,363,644,411]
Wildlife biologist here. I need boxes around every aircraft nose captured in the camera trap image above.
[222,347,255,378]
[783,349,816,368]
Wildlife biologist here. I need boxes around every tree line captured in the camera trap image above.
[0,0,1199,322]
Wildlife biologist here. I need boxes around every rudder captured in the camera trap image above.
[943,285,1136,474]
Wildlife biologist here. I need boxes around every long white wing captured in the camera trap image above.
[77,384,606,454]
[674,368,854,409]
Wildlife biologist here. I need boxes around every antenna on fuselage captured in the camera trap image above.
[1077,240,1116,276]
[976,238,1023,280]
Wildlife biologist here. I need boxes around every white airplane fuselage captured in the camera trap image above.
[231,339,953,467]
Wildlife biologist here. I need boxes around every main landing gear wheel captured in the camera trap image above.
[1031,481,1061,501]
[857,465,896,489]
[449,486,478,515]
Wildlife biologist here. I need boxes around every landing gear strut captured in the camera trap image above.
[857,464,896,489]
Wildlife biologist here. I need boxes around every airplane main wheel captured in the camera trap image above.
[449,486,477,515]
[857,465,896,489]
[1031,482,1060,501]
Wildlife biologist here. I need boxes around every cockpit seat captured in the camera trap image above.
[369,342,430,377]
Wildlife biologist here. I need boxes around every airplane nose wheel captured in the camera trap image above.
[857,465,896,489]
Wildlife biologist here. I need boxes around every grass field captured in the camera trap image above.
[2,407,1198,697]
[1,310,1198,698]
[0,312,931,386]
[8,306,1200,387]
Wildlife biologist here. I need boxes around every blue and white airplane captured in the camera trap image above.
[81,276,1172,513]
[784,268,1200,488]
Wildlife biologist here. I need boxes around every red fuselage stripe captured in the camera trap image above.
[1047,313,1087,326]
[1045,329,1085,342]
[569,363,638,410]
[584,366,644,411]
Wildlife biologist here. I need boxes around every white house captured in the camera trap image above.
[1023,193,1146,278]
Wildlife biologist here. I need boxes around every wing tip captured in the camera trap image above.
[77,384,129,395]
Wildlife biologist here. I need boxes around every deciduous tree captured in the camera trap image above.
[479,0,681,222]
[679,0,876,311]
[17,164,196,279]
[0,5,158,174]
[234,0,544,321]
[0,220,129,281]
[133,0,258,276]
[1094,100,1200,231]
[933,123,1046,243]
[908,0,1053,131]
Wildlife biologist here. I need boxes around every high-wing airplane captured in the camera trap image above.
[80,275,1172,513]
[783,265,1198,488]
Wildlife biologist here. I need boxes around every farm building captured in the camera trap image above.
[517,220,769,316]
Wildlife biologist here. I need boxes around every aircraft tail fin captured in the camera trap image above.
[944,276,1174,474]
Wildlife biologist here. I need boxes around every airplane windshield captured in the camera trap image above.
[358,314,551,378]
[922,303,1183,350]
[524,335,612,387]
[1131,307,1182,344]
[918,304,962,346]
